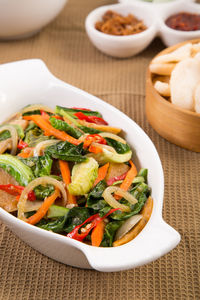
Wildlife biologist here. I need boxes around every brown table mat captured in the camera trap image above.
[0,0,200,299]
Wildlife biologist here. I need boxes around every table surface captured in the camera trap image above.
[0,1,200,299]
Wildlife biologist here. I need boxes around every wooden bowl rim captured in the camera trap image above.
[147,38,200,119]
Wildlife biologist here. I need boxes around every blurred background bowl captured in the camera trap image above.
[85,3,157,58]
[146,39,200,152]
[0,0,68,40]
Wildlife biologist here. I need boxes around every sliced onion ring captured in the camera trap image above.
[0,125,18,155]
[17,176,67,221]
[102,186,137,212]
[22,104,54,114]
[115,214,142,241]
[33,140,60,156]
[0,138,12,154]
[24,200,44,213]
[99,132,126,144]
[91,142,117,153]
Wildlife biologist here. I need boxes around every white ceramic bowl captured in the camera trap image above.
[158,1,200,46]
[0,59,180,272]
[85,2,157,58]
[0,0,68,40]
[85,0,200,57]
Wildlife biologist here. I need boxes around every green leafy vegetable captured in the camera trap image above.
[56,106,102,118]
[87,180,109,211]
[19,154,53,177]
[24,126,52,147]
[138,168,148,183]
[49,117,82,139]
[34,184,55,200]
[36,213,68,233]
[0,154,35,186]
[55,106,101,134]
[79,125,101,134]
[101,221,123,247]
[45,141,86,163]
[68,157,98,195]
[105,138,130,154]
[23,109,41,116]
[64,207,91,233]
[0,130,10,142]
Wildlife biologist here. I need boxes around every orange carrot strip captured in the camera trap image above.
[23,115,81,146]
[40,111,50,122]
[17,147,33,158]
[113,196,153,247]
[91,220,105,247]
[59,160,77,205]
[115,160,137,200]
[93,163,109,187]
[17,152,30,158]
[88,144,103,154]
[27,188,60,225]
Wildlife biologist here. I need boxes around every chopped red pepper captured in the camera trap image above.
[74,112,108,125]
[107,172,128,186]
[0,184,36,201]
[17,140,29,150]
[72,107,91,111]
[27,190,36,201]
[67,208,119,242]
[83,134,107,149]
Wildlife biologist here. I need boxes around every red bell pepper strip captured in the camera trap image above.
[83,134,107,149]
[0,184,24,195]
[0,184,36,201]
[107,172,128,186]
[74,112,108,125]
[67,208,119,242]
[17,140,29,150]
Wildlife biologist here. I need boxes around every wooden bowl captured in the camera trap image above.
[146,39,200,152]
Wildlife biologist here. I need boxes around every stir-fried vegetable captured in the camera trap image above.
[68,157,98,195]
[0,104,153,248]
[88,147,132,164]
[0,154,34,186]
[59,160,77,204]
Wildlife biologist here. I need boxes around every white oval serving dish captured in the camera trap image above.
[85,0,200,58]
[0,59,180,272]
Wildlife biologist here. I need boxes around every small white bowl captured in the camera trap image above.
[158,2,200,46]
[0,59,180,272]
[85,3,157,58]
[0,0,68,40]
[85,0,200,57]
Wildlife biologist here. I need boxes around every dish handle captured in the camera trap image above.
[82,218,181,272]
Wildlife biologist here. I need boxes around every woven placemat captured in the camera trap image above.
[0,1,200,299]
